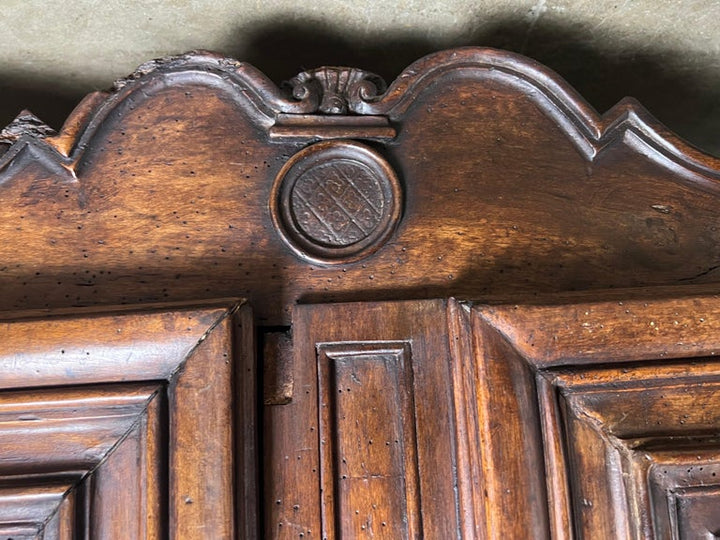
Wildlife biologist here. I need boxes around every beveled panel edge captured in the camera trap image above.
[0,297,254,537]
[0,296,244,321]
[316,341,421,539]
[167,305,246,538]
[460,290,720,538]
[0,298,246,390]
[540,363,720,539]
[2,48,719,180]
[471,289,720,368]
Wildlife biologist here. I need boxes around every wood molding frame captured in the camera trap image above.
[0,299,256,538]
[460,292,720,537]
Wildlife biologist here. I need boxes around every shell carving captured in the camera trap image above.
[286,67,387,115]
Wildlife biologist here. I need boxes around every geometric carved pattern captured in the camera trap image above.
[271,140,402,264]
[292,160,384,247]
[0,299,256,539]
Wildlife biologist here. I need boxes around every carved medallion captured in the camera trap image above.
[271,141,402,263]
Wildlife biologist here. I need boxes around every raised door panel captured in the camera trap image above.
[540,360,720,539]
[265,300,462,539]
[317,341,422,539]
[0,299,256,539]
[273,294,720,539]
[471,293,720,539]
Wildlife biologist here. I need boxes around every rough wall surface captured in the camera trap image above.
[2,0,719,155]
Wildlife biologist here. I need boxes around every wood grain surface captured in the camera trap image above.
[4,46,720,538]
[0,300,255,538]
[2,49,720,324]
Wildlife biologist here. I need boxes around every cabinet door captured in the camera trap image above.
[0,299,256,539]
[265,300,463,539]
[267,294,720,539]
[469,293,720,539]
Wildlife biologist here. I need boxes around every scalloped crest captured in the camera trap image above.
[1,47,719,181]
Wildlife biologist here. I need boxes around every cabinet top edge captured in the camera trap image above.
[2,46,718,174]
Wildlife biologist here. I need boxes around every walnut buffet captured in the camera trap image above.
[2,47,720,539]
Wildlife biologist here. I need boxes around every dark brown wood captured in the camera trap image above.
[0,300,255,538]
[269,139,402,264]
[267,294,720,538]
[262,330,294,405]
[268,300,459,538]
[467,294,720,538]
[3,45,720,538]
[2,49,720,325]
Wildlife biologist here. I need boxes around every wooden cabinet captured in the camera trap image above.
[2,47,720,538]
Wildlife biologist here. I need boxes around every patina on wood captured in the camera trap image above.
[0,300,256,538]
[2,48,720,325]
[2,47,720,539]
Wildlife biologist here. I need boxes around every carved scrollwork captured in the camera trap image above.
[285,67,387,115]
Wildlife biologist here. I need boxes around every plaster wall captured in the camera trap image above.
[1,1,719,154]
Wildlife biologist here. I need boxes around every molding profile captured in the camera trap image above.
[0,299,256,537]
[0,47,718,180]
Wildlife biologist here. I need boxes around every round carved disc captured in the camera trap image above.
[271,141,402,263]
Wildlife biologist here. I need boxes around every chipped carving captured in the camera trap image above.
[0,111,56,147]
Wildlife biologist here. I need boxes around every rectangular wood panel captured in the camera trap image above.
[473,294,720,539]
[0,300,255,539]
[267,300,460,539]
[318,342,420,539]
[540,361,720,539]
